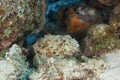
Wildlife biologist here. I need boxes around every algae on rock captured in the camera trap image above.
[0,0,47,50]
[84,24,120,56]
[109,4,120,38]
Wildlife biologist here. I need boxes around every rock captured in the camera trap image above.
[0,0,47,50]
[0,44,30,80]
[109,3,120,38]
[33,34,80,68]
[0,60,17,80]
[33,34,80,57]
[113,3,120,15]
[30,58,107,80]
[84,24,120,56]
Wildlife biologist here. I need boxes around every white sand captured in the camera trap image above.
[100,50,120,80]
